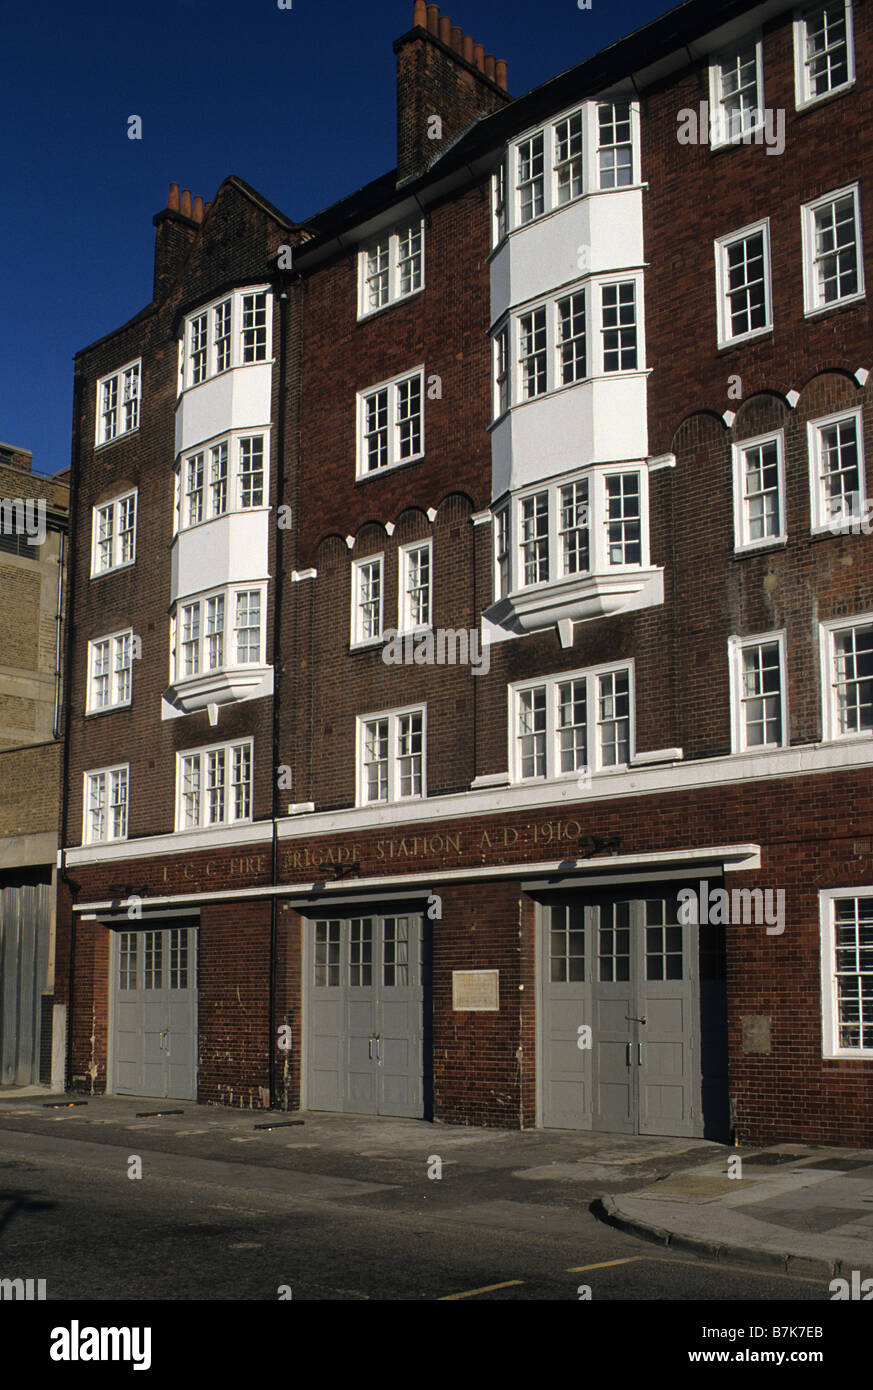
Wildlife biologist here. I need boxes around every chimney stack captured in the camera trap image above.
[396,2,511,184]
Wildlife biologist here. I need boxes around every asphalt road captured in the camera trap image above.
[0,1110,826,1303]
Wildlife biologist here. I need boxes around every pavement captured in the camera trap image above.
[2,1085,873,1282]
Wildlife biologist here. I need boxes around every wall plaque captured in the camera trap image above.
[452,969,499,1012]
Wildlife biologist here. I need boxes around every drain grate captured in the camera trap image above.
[740,1151,802,1166]
[802,1158,873,1172]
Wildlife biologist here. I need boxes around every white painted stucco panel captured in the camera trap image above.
[170,509,271,602]
[175,364,273,455]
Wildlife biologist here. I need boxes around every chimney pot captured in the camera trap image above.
[484,54,496,81]
[462,34,474,63]
[413,0,427,26]
[438,14,451,44]
[426,4,439,34]
[180,188,192,218]
[168,182,180,211]
[193,195,204,221]
[450,24,462,52]
[204,201,212,216]
[496,59,507,90]
[474,43,485,72]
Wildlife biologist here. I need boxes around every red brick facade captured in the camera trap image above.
[56,0,873,1145]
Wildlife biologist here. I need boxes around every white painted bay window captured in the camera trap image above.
[180,288,271,390]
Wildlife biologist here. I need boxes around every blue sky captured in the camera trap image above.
[1,0,671,473]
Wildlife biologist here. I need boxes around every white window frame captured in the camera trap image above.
[819,612,873,741]
[801,184,865,316]
[173,432,269,534]
[356,366,425,478]
[350,554,385,647]
[356,705,427,806]
[728,632,788,753]
[714,220,773,346]
[170,584,267,683]
[708,38,765,149]
[493,274,644,416]
[732,429,786,551]
[820,886,873,1058]
[91,490,137,576]
[357,220,425,318]
[497,99,640,244]
[498,465,649,597]
[398,539,432,633]
[808,406,866,533]
[96,360,141,447]
[174,739,254,831]
[794,1,855,109]
[83,765,129,844]
[509,662,634,783]
[179,287,272,392]
[86,630,134,714]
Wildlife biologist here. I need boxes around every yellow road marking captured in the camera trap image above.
[567,1257,643,1273]
[439,1280,525,1300]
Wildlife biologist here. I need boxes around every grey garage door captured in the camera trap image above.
[111,926,198,1100]
[540,891,722,1138]
[306,913,423,1118]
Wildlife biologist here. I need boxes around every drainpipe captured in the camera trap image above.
[52,527,65,740]
[269,255,298,1109]
[60,370,83,1090]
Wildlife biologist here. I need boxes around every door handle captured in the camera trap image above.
[375,1035,383,1066]
[625,1016,647,1025]
[368,1036,375,1061]
[626,1041,632,1067]
[637,1042,643,1066]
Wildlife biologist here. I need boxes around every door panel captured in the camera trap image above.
[541,889,710,1137]
[306,912,424,1117]
[112,926,198,1100]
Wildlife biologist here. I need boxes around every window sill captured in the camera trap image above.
[94,428,140,453]
[488,181,649,256]
[176,359,275,401]
[356,289,424,325]
[90,561,136,579]
[717,327,773,352]
[172,506,270,537]
[491,369,651,425]
[85,703,132,718]
[356,454,424,483]
[349,638,384,653]
[795,80,855,116]
[803,292,866,321]
[732,538,788,557]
